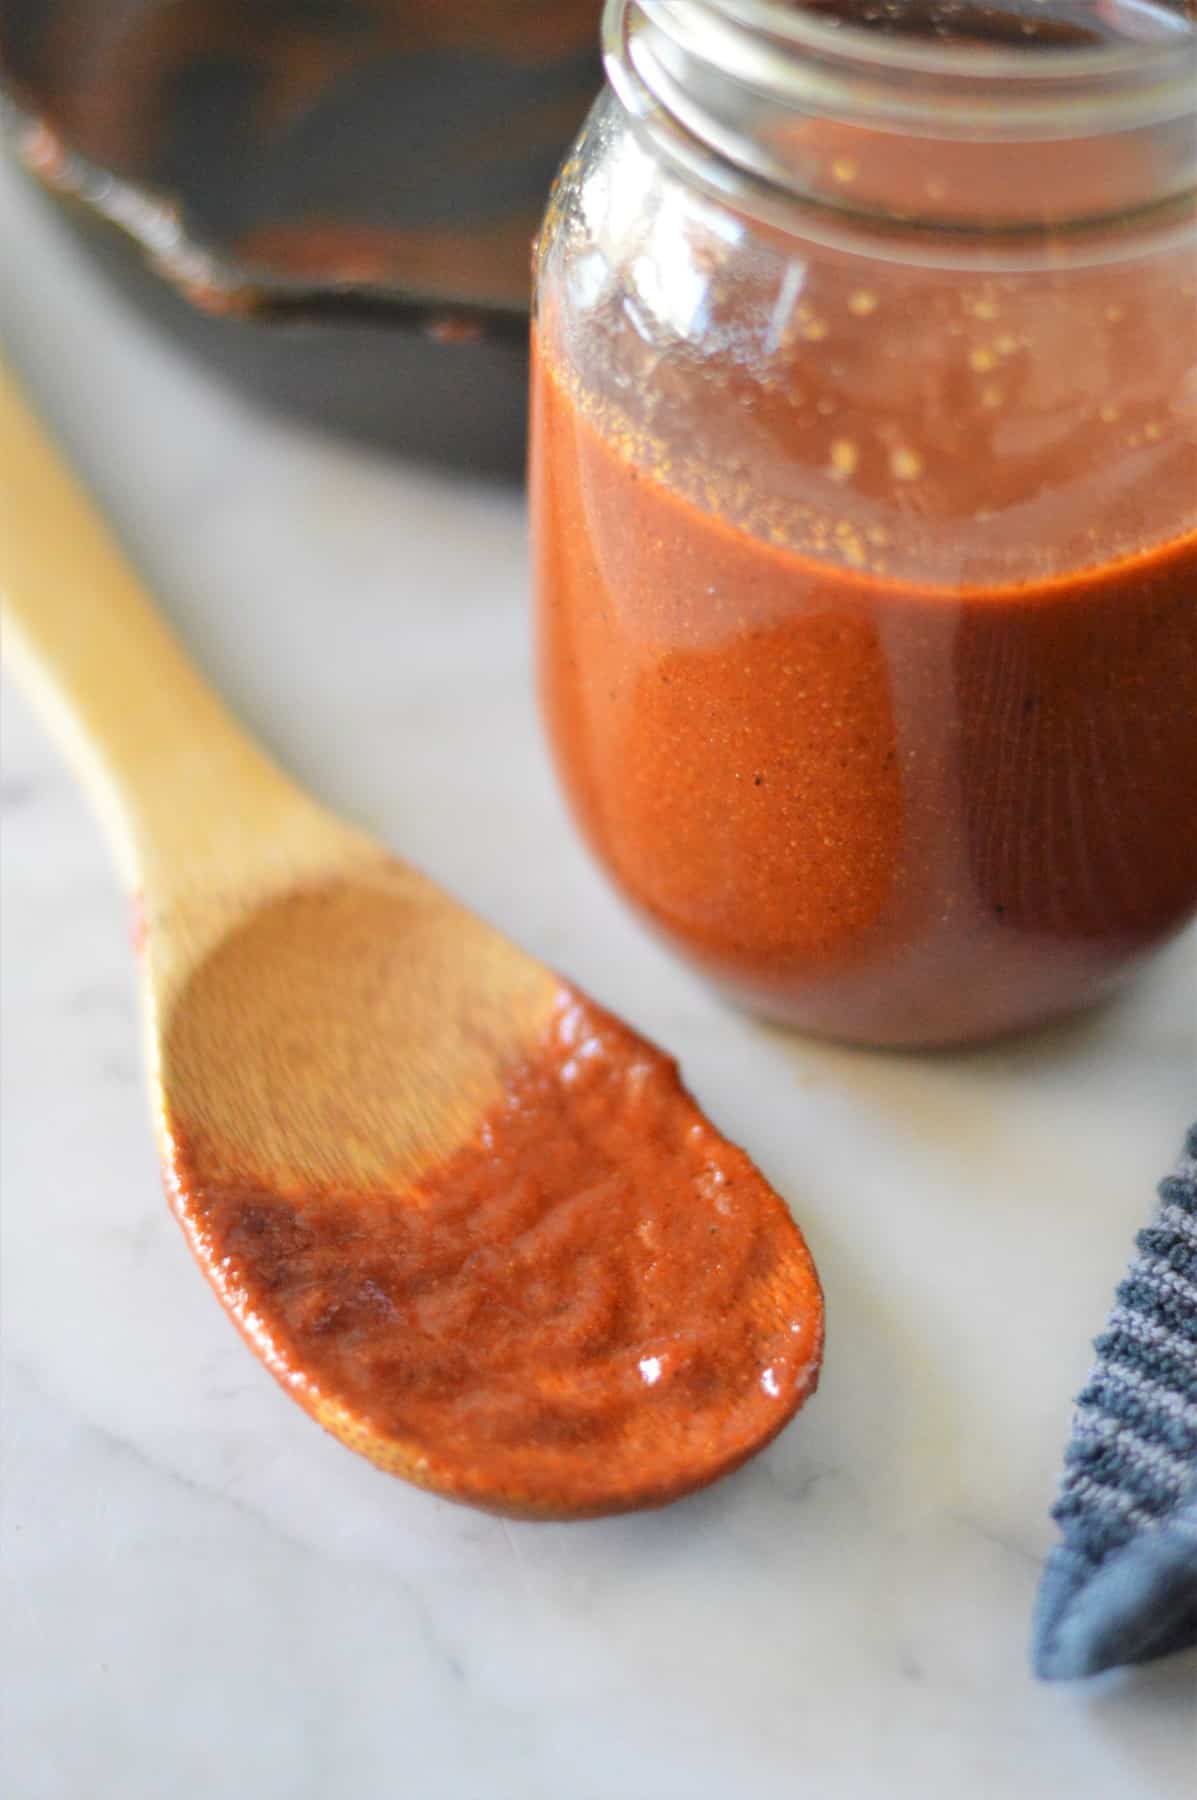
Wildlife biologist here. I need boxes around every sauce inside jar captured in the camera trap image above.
[531,246,1197,1045]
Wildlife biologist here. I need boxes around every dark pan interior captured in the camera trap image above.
[1,2,602,472]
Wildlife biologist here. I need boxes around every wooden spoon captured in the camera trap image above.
[0,365,823,1518]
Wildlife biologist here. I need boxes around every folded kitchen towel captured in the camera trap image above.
[1032,1123,1197,1680]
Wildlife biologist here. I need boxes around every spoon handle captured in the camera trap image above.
[0,362,318,903]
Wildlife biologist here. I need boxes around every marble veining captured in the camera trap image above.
[2,157,1195,1799]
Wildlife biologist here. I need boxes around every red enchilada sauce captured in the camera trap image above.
[531,275,1197,1045]
[168,983,823,1516]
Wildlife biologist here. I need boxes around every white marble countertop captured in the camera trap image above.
[2,155,1195,1800]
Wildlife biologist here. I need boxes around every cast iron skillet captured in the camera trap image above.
[0,2,601,475]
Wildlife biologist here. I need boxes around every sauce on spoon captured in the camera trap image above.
[168,974,823,1517]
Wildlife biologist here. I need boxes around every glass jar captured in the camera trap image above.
[530,0,1197,1048]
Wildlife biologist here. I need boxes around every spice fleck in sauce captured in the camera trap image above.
[165,984,823,1516]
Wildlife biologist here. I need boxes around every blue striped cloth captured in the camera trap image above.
[1033,1123,1197,1679]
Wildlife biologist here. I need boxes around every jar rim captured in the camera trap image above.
[613,1,1197,143]
[691,0,1197,90]
[603,1,1197,264]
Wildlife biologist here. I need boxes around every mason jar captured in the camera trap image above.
[530,0,1197,1048]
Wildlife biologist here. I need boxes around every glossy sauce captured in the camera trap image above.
[166,983,823,1516]
[531,301,1197,1044]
